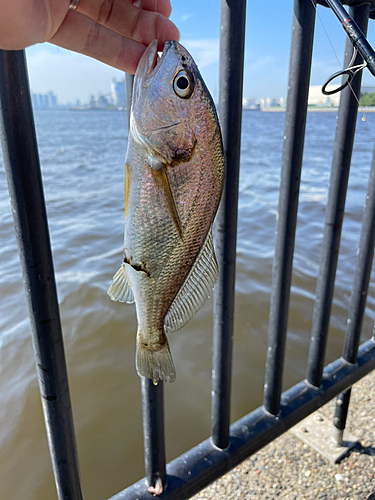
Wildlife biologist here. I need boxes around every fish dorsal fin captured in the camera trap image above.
[164,229,218,334]
[107,263,135,303]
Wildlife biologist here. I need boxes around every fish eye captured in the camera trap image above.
[173,70,194,98]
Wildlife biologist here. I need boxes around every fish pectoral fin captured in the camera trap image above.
[151,161,183,240]
[164,228,218,334]
[136,334,176,383]
[107,263,135,303]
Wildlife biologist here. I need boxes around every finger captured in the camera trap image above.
[134,0,172,17]
[75,0,179,49]
[78,0,173,21]
[50,10,146,74]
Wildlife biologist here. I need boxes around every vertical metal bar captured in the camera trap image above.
[333,101,375,436]
[306,4,370,388]
[125,73,134,129]
[0,50,83,500]
[332,388,352,445]
[342,139,375,364]
[263,0,317,416]
[211,0,246,450]
[141,378,166,492]
[125,74,166,492]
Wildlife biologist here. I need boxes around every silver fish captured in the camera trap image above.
[108,40,224,383]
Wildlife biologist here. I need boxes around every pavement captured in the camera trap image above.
[192,369,375,500]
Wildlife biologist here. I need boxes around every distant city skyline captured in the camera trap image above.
[30,78,127,110]
[25,0,375,104]
[30,81,375,111]
[31,91,58,109]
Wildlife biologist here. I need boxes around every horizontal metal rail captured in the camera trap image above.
[109,338,375,499]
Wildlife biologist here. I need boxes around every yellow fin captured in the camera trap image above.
[151,164,183,240]
[124,163,130,219]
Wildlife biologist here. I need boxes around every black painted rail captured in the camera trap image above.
[1,1,375,499]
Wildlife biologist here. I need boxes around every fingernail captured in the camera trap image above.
[133,0,141,7]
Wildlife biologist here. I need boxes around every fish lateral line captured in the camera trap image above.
[124,256,151,278]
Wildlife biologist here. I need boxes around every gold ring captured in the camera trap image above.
[69,0,80,10]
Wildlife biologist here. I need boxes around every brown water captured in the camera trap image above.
[1,109,375,499]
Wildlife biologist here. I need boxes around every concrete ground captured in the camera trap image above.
[192,369,375,500]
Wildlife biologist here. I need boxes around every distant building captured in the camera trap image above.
[308,82,375,108]
[48,91,57,107]
[243,97,260,110]
[31,91,58,109]
[111,78,126,107]
[89,95,97,109]
[258,81,375,113]
[98,94,111,108]
[260,97,285,111]
[308,85,340,107]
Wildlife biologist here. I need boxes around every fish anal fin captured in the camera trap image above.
[164,228,218,334]
[107,263,134,303]
[136,335,176,383]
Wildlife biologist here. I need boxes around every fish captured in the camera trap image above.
[108,40,224,384]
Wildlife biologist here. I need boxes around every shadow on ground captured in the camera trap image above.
[354,443,375,457]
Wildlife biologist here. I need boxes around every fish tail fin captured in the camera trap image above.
[136,334,176,384]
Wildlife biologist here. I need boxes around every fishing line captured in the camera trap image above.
[309,0,374,130]
[312,0,343,68]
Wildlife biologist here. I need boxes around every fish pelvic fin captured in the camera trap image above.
[150,159,183,240]
[136,334,176,384]
[107,263,134,303]
[124,163,130,220]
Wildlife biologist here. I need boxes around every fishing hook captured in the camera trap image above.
[322,47,367,95]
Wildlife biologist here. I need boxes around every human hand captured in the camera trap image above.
[0,0,179,74]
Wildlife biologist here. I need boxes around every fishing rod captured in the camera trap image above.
[322,0,375,94]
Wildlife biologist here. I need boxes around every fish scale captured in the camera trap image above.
[108,39,224,383]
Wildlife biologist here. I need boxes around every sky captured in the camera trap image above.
[25,0,375,104]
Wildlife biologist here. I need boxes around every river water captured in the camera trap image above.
[1,109,375,499]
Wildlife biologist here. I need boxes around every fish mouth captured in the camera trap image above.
[135,40,177,86]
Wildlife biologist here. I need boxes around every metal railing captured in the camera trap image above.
[1,0,375,499]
